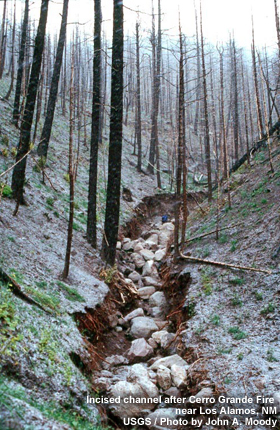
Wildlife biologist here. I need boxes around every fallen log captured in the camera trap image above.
[179,253,272,275]
[0,267,51,313]
[185,222,242,244]
[230,118,280,174]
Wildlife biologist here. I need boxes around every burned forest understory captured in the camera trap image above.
[1,0,280,429]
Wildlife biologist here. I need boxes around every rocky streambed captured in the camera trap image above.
[85,218,215,429]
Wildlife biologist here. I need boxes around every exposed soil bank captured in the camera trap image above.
[73,191,217,430]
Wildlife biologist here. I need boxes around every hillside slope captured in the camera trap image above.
[177,146,280,428]
[0,71,280,430]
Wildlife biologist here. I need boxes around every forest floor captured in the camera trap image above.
[0,75,280,430]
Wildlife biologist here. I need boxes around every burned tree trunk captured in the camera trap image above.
[194,8,202,136]
[4,0,16,101]
[252,20,264,138]
[136,18,142,172]
[11,0,49,208]
[101,0,123,265]
[0,0,7,79]
[218,45,231,207]
[200,2,212,201]
[12,0,29,126]
[148,3,156,175]
[37,0,69,159]
[87,0,102,248]
[148,0,162,189]
[232,38,239,161]
[62,54,75,279]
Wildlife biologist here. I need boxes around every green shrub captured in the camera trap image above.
[255,291,263,301]
[10,147,17,157]
[1,135,9,146]
[230,240,238,252]
[231,294,243,306]
[1,148,8,157]
[218,234,228,244]
[260,303,275,315]
[57,281,85,302]
[64,173,70,183]
[46,197,54,207]
[229,277,244,286]
[210,314,220,326]
[1,184,12,198]
[228,326,247,340]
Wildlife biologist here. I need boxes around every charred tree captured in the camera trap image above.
[62,54,75,279]
[101,0,123,265]
[194,7,202,136]
[148,0,162,190]
[12,0,29,125]
[148,3,156,174]
[200,2,212,201]
[252,19,264,138]
[218,45,231,207]
[232,38,239,160]
[0,0,7,79]
[11,0,49,209]
[4,0,16,101]
[136,18,142,172]
[274,0,280,58]
[240,54,250,166]
[37,0,69,159]
[174,22,187,257]
[87,0,102,248]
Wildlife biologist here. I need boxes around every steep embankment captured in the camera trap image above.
[176,147,280,429]
[78,146,280,430]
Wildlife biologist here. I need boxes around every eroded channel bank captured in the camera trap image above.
[74,192,217,429]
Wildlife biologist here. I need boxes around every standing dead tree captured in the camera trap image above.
[101,0,124,265]
[232,37,239,160]
[135,17,142,172]
[37,0,69,159]
[217,44,231,208]
[174,20,187,257]
[4,0,16,101]
[274,0,280,58]
[258,51,274,173]
[12,0,29,126]
[194,7,202,136]
[200,1,212,201]
[11,0,49,211]
[0,0,7,79]
[62,49,75,279]
[251,18,264,138]
[87,0,102,248]
[148,0,162,189]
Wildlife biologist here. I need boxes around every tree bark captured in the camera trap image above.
[4,0,16,101]
[62,54,75,279]
[200,1,212,201]
[232,38,239,160]
[136,19,142,172]
[148,0,162,190]
[37,0,69,159]
[12,0,29,126]
[87,0,102,248]
[0,0,7,79]
[11,0,49,207]
[252,20,264,138]
[101,0,123,265]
